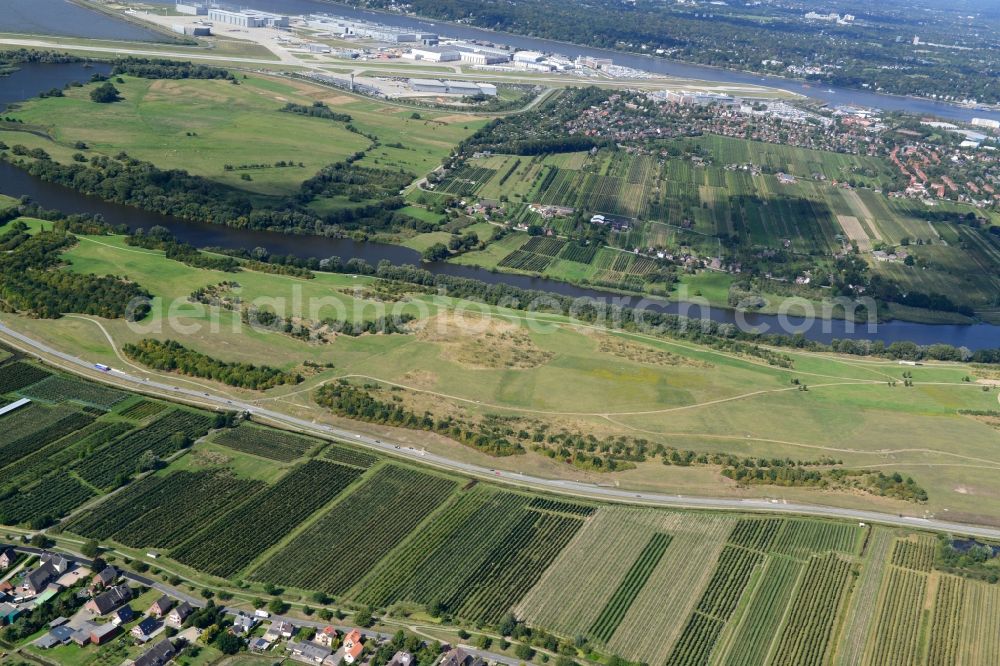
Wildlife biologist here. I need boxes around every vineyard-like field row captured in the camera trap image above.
[321,442,380,468]
[212,422,320,462]
[0,409,95,476]
[771,553,853,666]
[250,465,457,594]
[721,555,802,666]
[67,470,265,549]
[862,566,927,666]
[927,575,964,666]
[890,535,936,572]
[20,375,128,409]
[0,361,51,393]
[73,409,215,489]
[960,579,1000,665]
[589,533,672,642]
[835,527,894,666]
[172,460,362,578]
[0,474,95,526]
[498,249,554,272]
[118,399,168,422]
[0,421,132,489]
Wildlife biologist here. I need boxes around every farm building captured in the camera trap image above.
[207,9,289,28]
[0,398,30,418]
[287,640,333,663]
[405,46,461,62]
[23,562,57,594]
[90,622,119,646]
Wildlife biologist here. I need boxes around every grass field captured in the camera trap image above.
[1,220,998,526]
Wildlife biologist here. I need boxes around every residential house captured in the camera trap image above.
[113,606,135,626]
[40,553,69,574]
[127,638,177,666]
[90,622,119,645]
[249,636,272,653]
[288,640,332,664]
[232,612,257,636]
[315,625,338,647]
[149,595,174,619]
[438,647,484,666]
[35,624,75,648]
[264,620,295,642]
[343,629,362,650]
[168,601,192,626]
[131,616,159,642]
[85,583,132,615]
[0,547,16,569]
[23,562,57,595]
[345,640,365,664]
[90,566,118,591]
[389,651,414,666]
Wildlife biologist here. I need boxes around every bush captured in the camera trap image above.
[90,82,121,103]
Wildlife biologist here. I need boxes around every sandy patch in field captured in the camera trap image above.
[593,333,712,368]
[414,312,554,369]
[837,215,873,251]
[400,369,439,389]
[323,95,357,106]
[146,79,232,104]
[433,114,477,124]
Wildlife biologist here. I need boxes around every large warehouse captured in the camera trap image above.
[405,46,461,62]
[409,79,498,96]
[207,9,289,28]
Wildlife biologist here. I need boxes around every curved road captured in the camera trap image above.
[2,321,999,540]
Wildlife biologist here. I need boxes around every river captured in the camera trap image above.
[1,63,999,349]
[144,0,1000,124]
[0,0,167,43]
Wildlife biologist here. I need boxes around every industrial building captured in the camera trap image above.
[576,55,613,69]
[305,16,437,44]
[512,50,545,63]
[175,2,207,15]
[971,118,1000,131]
[405,46,461,62]
[409,79,497,96]
[307,42,332,53]
[207,9,289,29]
[453,46,511,65]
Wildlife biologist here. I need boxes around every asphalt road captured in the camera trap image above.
[3,321,1000,540]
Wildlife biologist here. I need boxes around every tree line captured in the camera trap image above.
[122,338,303,390]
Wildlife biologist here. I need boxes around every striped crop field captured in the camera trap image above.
[770,553,853,666]
[835,527,894,666]
[720,555,803,666]
[589,533,672,642]
[862,566,928,666]
[890,534,936,572]
[927,574,965,666]
[250,465,457,594]
[516,507,734,664]
[960,579,1000,665]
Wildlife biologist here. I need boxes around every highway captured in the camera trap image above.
[3,321,1000,541]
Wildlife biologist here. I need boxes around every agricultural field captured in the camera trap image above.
[250,464,457,594]
[171,460,362,578]
[321,442,380,468]
[19,375,129,409]
[211,422,321,462]
[66,469,265,549]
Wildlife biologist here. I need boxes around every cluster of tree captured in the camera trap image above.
[0,48,86,66]
[122,338,303,390]
[281,101,352,123]
[369,630,445,666]
[722,466,928,501]
[11,153,329,232]
[89,82,122,103]
[936,534,1000,583]
[457,87,614,157]
[299,157,412,208]
[126,227,240,271]
[0,229,150,319]
[314,380,524,456]
[111,57,234,80]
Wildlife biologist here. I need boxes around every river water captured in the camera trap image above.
[1,64,998,348]
[144,0,1000,124]
[0,0,166,43]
